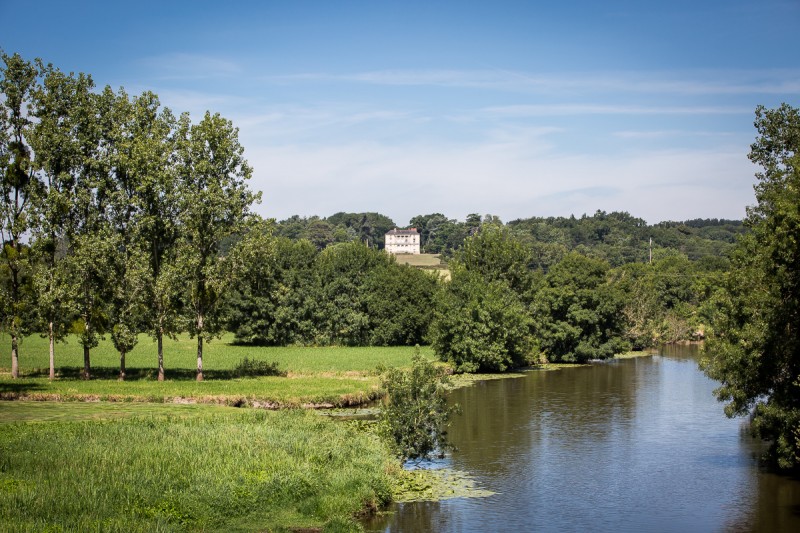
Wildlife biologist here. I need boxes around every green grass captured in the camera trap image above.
[0,333,428,375]
[0,400,240,423]
[0,404,398,532]
[394,253,443,268]
[0,334,432,405]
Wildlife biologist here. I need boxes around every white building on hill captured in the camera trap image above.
[385,228,420,254]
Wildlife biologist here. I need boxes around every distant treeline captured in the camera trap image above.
[275,210,744,265]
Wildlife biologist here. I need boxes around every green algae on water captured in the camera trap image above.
[393,468,496,502]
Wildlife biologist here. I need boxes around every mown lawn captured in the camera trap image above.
[0,403,399,532]
[0,334,432,406]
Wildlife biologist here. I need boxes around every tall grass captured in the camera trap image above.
[0,407,397,532]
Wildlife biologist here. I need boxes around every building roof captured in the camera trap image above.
[386,228,419,235]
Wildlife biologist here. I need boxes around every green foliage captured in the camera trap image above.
[362,261,439,346]
[312,241,393,346]
[702,103,800,470]
[532,252,629,363]
[432,269,534,372]
[173,110,260,379]
[431,226,535,372]
[1,52,41,378]
[233,357,287,378]
[379,352,456,461]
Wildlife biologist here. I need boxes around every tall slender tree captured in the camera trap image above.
[174,111,259,381]
[29,62,92,379]
[64,83,116,380]
[0,52,40,378]
[119,92,181,381]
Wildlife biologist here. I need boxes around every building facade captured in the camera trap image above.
[385,228,420,254]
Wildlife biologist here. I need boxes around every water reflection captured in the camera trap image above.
[366,346,800,532]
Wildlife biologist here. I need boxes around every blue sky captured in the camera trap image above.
[3,0,799,225]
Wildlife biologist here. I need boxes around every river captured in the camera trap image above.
[365,344,800,532]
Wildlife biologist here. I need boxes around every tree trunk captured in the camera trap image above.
[49,321,55,380]
[119,350,126,381]
[11,334,19,379]
[196,313,204,381]
[83,343,91,380]
[196,334,204,381]
[157,327,165,382]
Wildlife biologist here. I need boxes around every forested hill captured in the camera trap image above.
[275,210,745,267]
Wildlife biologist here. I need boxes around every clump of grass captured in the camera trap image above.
[233,357,287,377]
[0,408,397,532]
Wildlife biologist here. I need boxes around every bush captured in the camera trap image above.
[379,351,458,462]
[233,357,287,377]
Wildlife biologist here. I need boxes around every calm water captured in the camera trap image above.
[366,345,800,532]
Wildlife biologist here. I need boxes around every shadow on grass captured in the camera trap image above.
[25,367,281,381]
[0,380,46,394]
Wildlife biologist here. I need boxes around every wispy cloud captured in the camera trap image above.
[247,136,754,225]
[260,68,800,96]
[140,53,242,80]
[481,104,752,117]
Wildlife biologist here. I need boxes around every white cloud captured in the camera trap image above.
[260,68,800,96]
[481,104,752,117]
[247,137,754,225]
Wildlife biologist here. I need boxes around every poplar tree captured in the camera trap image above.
[0,52,40,378]
[28,62,92,379]
[114,92,181,381]
[65,84,116,380]
[174,111,259,381]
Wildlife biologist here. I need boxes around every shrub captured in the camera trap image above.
[233,357,287,377]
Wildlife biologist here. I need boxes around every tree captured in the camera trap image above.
[379,352,457,462]
[311,241,392,346]
[455,222,533,296]
[532,252,629,363]
[363,262,440,346]
[430,225,536,372]
[0,52,40,378]
[174,111,259,381]
[62,83,117,380]
[701,104,800,469]
[119,92,180,382]
[29,61,92,379]
[431,268,534,372]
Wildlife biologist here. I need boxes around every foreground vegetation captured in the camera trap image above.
[0,404,397,532]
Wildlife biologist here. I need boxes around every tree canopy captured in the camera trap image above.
[701,103,800,470]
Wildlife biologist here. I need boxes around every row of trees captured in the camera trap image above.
[1,52,258,381]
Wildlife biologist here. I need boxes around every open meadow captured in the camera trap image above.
[0,335,431,531]
[0,333,428,406]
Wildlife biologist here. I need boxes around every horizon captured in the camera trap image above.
[3,0,798,225]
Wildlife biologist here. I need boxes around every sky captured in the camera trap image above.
[2,0,799,226]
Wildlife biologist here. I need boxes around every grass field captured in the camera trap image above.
[393,253,443,267]
[0,403,397,532]
[0,334,430,406]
